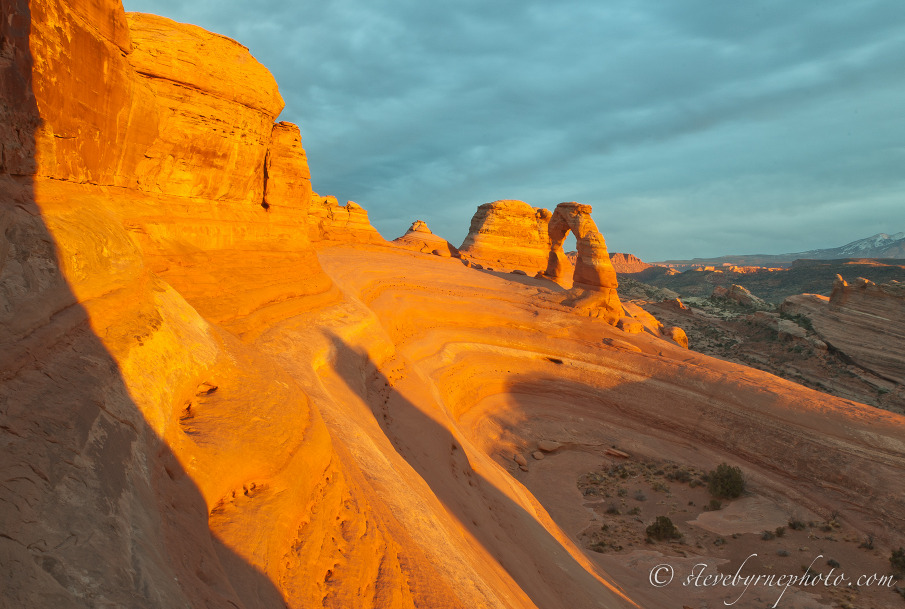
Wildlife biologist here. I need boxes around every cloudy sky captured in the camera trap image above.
[122,0,905,261]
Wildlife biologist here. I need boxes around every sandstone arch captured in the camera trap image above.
[544,202,618,292]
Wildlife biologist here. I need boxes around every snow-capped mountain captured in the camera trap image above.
[655,232,905,267]
[804,232,905,259]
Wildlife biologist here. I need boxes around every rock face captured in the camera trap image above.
[712,284,765,308]
[264,122,313,212]
[308,193,387,244]
[392,220,460,257]
[460,200,623,322]
[783,277,905,384]
[610,252,653,274]
[458,200,553,272]
[125,13,283,202]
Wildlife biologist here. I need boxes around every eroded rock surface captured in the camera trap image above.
[3,3,905,609]
[308,193,387,245]
[609,252,654,274]
[460,200,625,322]
[392,220,460,257]
[783,277,905,384]
[458,200,553,272]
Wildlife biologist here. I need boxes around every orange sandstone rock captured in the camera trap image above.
[610,252,654,274]
[783,278,905,384]
[392,220,460,257]
[308,193,388,244]
[458,200,553,272]
[264,122,313,213]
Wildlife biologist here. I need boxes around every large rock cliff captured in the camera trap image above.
[783,276,905,385]
[458,200,553,271]
[0,3,423,608]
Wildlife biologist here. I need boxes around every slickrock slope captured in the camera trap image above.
[3,3,905,609]
[308,193,388,245]
[392,220,460,257]
[783,277,905,385]
[459,200,554,272]
[314,243,905,609]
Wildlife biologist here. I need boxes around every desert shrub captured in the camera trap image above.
[634,491,647,502]
[761,530,775,541]
[672,469,692,483]
[788,519,806,531]
[827,558,840,568]
[775,526,786,538]
[707,499,722,511]
[891,548,905,577]
[646,516,681,541]
[707,463,745,498]
[606,505,621,515]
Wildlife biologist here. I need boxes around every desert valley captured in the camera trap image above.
[2,2,904,609]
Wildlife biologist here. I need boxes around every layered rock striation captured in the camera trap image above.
[308,193,387,245]
[610,252,654,274]
[392,220,460,257]
[783,276,905,385]
[459,200,624,322]
[4,3,905,609]
[458,200,553,271]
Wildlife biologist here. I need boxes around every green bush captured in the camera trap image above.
[891,547,905,577]
[646,516,681,541]
[708,463,745,499]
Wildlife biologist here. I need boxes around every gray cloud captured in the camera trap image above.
[122,0,905,260]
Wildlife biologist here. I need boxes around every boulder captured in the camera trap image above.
[616,317,644,334]
[537,440,563,452]
[665,326,689,349]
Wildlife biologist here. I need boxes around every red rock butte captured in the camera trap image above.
[2,2,904,609]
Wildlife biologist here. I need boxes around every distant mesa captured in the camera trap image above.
[392,220,461,257]
[609,252,654,274]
